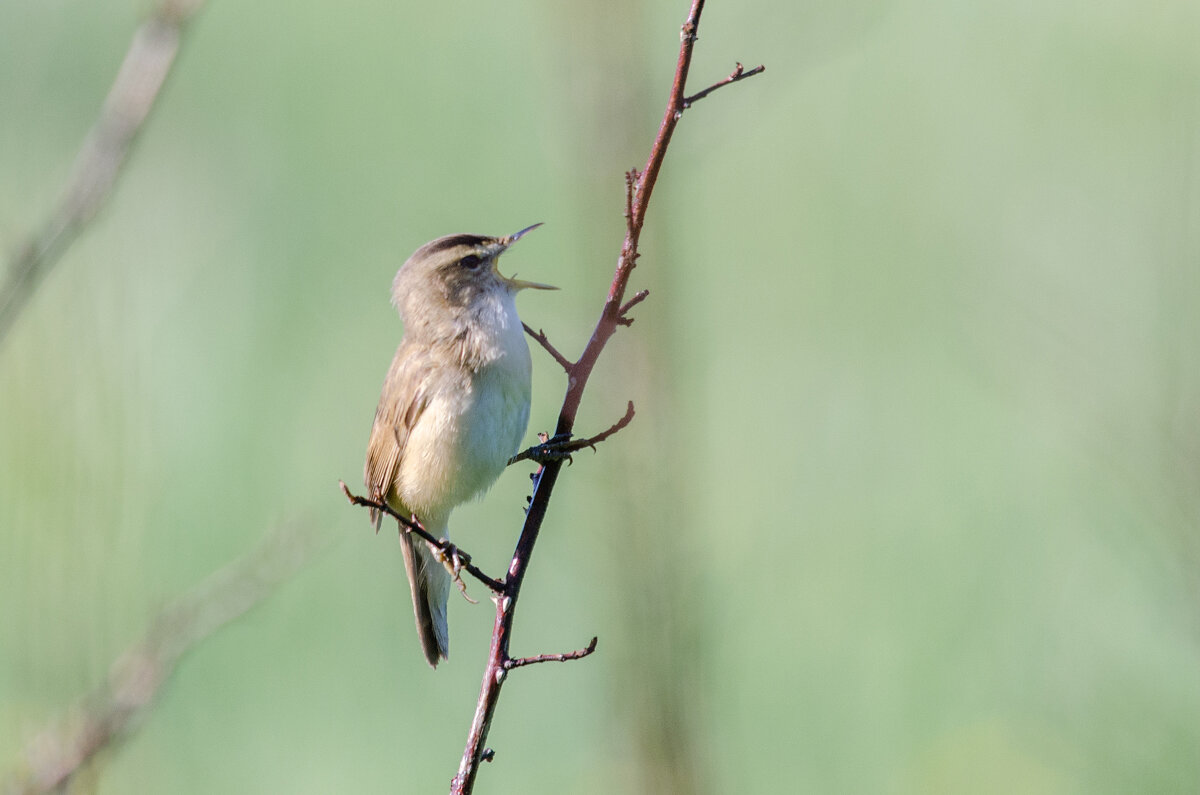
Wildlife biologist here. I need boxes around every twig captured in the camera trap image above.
[682,62,766,108]
[2,521,324,794]
[0,0,205,344]
[449,2,762,793]
[521,322,573,373]
[573,401,637,452]
[619,289,650,317]
[339,482,505,594]
[617,290,650,326]
[504,637,599,670]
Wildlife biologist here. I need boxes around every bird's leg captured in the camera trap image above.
[430,540,479,604]
[508,432,578,467]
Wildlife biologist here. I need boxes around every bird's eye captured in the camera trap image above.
[458,254,483,270]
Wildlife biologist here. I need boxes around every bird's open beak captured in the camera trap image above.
[497,223,557,291]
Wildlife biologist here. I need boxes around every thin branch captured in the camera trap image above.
[504,637,598,670]
[339,482,505,594]
[682,62,766,108]
[449,1,762,792]
[3,521,324,794]
[0,0,207,344]
[624,169,639,226]
[522,322,573,373]
[573,401,637,453]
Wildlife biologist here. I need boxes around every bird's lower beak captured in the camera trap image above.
[497,222,557,291]
[504,275,558,291]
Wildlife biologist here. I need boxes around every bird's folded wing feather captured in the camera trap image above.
[365,341,433,527]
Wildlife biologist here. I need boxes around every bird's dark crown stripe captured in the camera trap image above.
[421,234,490,255]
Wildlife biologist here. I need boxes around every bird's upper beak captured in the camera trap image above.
[496,223,557,291]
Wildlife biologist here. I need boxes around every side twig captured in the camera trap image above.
[521,322,573,373]
[683,62,767,108]
[0,0,206,344]
[504,637,599,670]
[340,482,505,594]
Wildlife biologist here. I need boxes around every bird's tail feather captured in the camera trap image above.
[400,530,450,667]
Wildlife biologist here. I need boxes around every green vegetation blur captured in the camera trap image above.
[3,1,1198,792]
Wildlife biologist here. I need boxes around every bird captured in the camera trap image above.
[364,224,554,667]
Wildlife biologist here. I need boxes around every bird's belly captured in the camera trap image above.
[396,361,530,516]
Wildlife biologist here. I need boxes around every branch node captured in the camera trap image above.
[509,432,575,467]
[624,170,640,225]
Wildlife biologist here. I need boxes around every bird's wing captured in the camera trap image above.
[364,341,433,527]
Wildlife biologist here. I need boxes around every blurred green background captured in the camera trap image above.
[3,0,1199,792]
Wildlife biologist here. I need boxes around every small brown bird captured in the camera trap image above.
[364,225,554,667]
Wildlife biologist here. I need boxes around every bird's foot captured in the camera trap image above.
[432,541,479,604]
[509,432,580,467]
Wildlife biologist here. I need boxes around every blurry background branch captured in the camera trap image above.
[3,522,326,795]
[0,0,206,344]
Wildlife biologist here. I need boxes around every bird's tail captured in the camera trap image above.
[399,530,450,667]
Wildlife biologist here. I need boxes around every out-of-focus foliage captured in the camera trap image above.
[2,1,1197,792]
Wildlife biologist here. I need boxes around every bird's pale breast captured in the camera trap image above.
[394,290,531,516]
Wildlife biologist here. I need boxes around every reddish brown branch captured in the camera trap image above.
[449,1,762,793]
[504,637,598,670]
[339,482,505,594]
